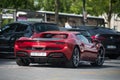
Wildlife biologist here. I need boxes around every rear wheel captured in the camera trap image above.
[66,47,80,68]
[91,48,105,67]
[16,58,30,66]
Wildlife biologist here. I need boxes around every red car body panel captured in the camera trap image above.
[14,31,102,63]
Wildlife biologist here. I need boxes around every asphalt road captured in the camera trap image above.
[0,59,120,80]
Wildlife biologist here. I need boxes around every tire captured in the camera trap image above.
[16,58,30,66]
[91,48,105,67]
[66,47,80,68]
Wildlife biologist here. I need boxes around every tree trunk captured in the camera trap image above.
[107,15,111,28]
[107,0,112,28]
[55,0,59,25]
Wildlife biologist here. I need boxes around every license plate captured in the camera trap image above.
[107,45,116,49]
[31,52,47,56]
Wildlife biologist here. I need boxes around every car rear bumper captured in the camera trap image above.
[105,49,120,56]
[15,51,68,63]
[0,46,15,58]
[30,57,67,63]
[0,53,15,58]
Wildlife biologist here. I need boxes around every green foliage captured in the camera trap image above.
[70,0,83,14]
[0,0,35,10]
[58,0,72,13]
[0,0,120,27]
[1,0,119,15]
[34,0,44,10]
[44,0,55,11]
[112,0,120,14]
[86,0,106,16]
[86,0,120,27]
[86,0,120,16]
[1,0,120,15]
[1,19,13,27]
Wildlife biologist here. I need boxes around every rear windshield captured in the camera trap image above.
[41,33,68,39]
[33,24,59,33]
[68,29,90,37]
[88,28,117,35]
[46,25,59,31]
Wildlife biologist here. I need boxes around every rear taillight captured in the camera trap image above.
[91,35,96,40]
[14,44,18,49]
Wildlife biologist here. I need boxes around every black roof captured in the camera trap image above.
[67,28,86,31]
[11,21,57,25]
[59,27,86,31]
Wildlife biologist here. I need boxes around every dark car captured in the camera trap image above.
[66,28,92,42]
[78,26,120,59]
[0,21,59,58]
[59,27,91,41]
[63,26,120,59]
[88,27,120,59]
[14,31,105,68]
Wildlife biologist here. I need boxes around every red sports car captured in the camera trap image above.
[14,31,105,68]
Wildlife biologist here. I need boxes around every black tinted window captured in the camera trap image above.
[33,24,45,32]
[88,28,117,35]
[68,29,90,37]
[41,33,67,39]
[46,25,59,31]
[80,31,90,37]
[33,23,59,32]
[15,24,28,32]
[1,23,18,33]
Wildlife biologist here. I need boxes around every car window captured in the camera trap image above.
[52,34,67,39]
[41,33,67,39]
[45,25,59,31]
[1,23,18,34]
[88,28,117,35]
[76,34,89,43]
[80,30,91,37]
[67,29,90,37]
[33,23,46,32]
[15,24,28,32]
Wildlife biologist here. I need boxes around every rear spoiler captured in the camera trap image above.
[32,38,64,41]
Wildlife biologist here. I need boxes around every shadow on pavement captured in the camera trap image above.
[0,59,120,69]
[29,61,120,69]
[0,59,15,65]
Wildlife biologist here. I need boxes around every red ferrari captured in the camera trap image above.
[14,31,105,68]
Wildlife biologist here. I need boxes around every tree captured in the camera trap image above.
[0,0,35,10]
[69,0,83,14]
[1,0,120,28]
[86,0,120,28]
[55,0,59,25]
[34,0,44,10]
[35,0,73,13]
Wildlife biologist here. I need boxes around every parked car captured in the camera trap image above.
[59,27,92,41]
[0,21,59,58]
[62,26,120,59]
[73,26,120,59]
[88,27,120,59]
[66,28,92,42]
[14,31,105,68]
